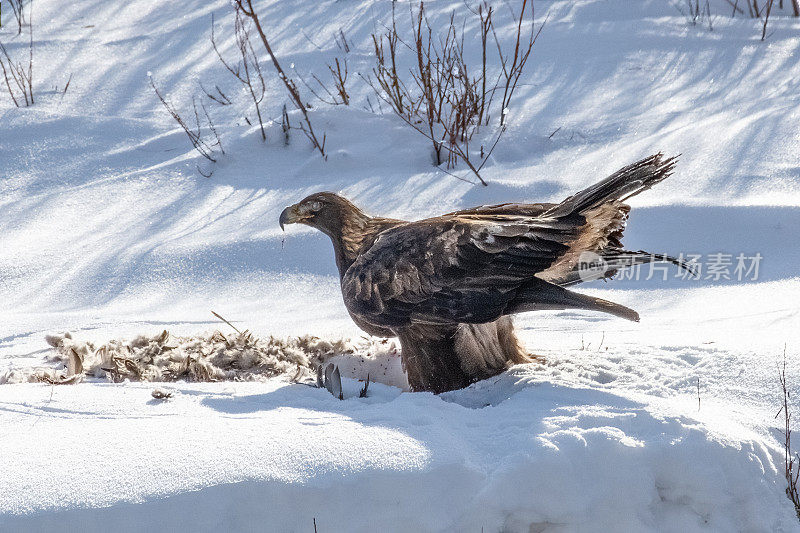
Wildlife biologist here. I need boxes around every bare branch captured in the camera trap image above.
[8,0,27,35]
[761,0,775,40]
[233,0,326,156]
[211,11,267,141]
[0,27,34,107]
[778,348,800,518]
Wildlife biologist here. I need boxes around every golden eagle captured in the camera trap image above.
[280,154,687,393]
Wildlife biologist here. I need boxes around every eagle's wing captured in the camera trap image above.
[341,214,633,326]
[444,201,629,287]
[444,155,691,287]
[342,154,686,327]
[445,202,555,218]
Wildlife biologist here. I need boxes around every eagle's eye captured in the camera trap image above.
[298,200,323,216]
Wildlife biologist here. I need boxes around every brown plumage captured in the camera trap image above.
[279,153,689,393]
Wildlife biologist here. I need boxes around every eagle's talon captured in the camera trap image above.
[319,363,343,400]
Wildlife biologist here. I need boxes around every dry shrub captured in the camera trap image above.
[678,0,799,39]
[679,0,714,30]
[150,76,224,174]
[364,1,541,185]
[778,353,800,518]
[299,57,350,106]
[0,3,34,107]
[233,0,326,157]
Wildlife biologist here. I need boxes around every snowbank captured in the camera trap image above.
[0,375,796,532]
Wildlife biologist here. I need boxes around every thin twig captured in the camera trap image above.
[150,76,218,163]
[211,11,267,140]
[761,0,775,40]
[234,0,326,156]
[778,347,800,517]
[211,310,243,335]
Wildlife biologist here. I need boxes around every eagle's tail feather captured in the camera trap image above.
[508,277,640,322]
[543,153,678,218]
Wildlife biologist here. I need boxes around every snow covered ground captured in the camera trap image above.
[1,0,800,530]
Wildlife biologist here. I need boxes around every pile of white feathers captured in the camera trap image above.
[0,329,405,387]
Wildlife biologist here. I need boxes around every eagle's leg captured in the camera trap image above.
[396,324,471,393]
[397,317,536,393]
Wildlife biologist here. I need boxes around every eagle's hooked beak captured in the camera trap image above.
[279,204,306,230]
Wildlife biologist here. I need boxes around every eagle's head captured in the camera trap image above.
[279,192,365,238]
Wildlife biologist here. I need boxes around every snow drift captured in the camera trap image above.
[0,375,796,532]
